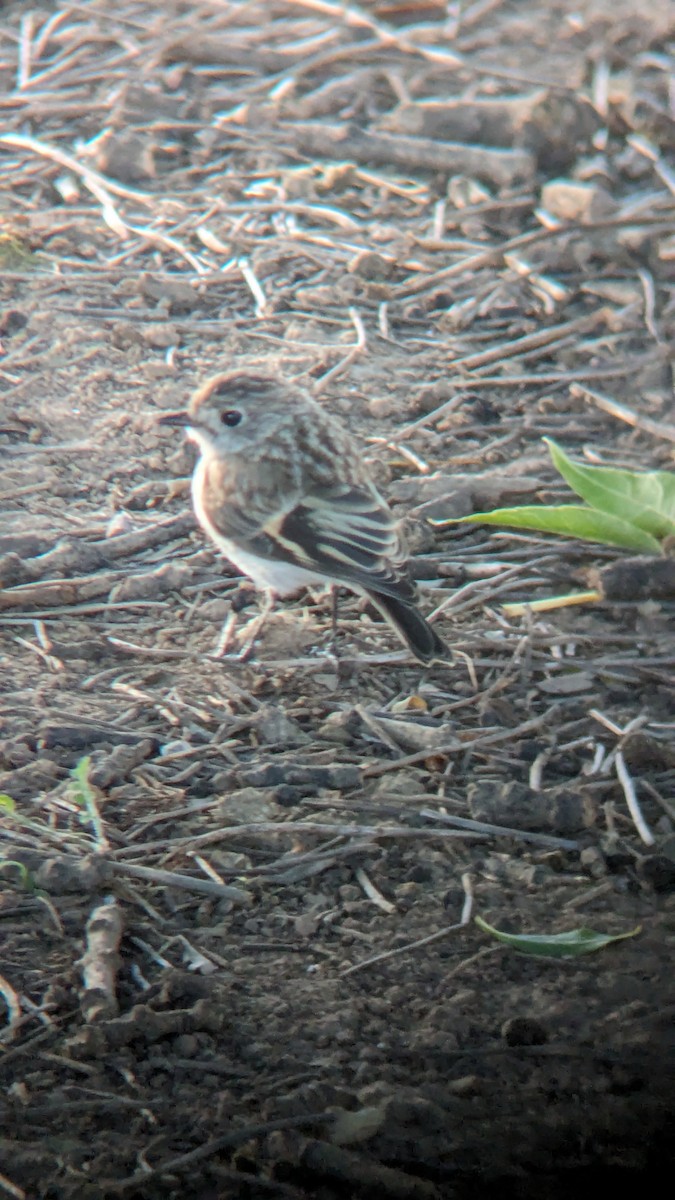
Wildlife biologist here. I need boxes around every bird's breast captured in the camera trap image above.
[191,456,324,594]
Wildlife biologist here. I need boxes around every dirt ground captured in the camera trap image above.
[1,1,674,1197]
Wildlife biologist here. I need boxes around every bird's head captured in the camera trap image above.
[158,371,290,456]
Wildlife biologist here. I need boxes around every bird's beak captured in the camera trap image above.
[157,409,189,427]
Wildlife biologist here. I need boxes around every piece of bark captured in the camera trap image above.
[591,556,675,602]
[271,121,535,188]
[79,897,124,1023]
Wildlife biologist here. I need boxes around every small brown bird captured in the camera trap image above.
[160,371,446,662]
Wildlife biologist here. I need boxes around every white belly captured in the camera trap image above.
[191,459,325,595]
[216,545,324,594]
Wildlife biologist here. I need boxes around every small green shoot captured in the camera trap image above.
[1,788,96,855]
[475,915,641,958]
[0,797,40,893]
[0,792,51,838]
[68,757,109,851]
[0,858,34,891]
[0,231,41,271]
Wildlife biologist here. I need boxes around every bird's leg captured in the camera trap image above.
[236,589,275,662]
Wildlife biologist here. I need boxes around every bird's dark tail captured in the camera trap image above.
[368,590,447,663]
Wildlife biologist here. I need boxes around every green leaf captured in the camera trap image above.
[545,439,675,541]
[0,793,17,813]
[475,915,640,957]
[453,505,661,552]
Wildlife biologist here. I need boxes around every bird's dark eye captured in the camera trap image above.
[220,409,242,427]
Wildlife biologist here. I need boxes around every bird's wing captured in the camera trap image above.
[268,482,416,601]
[202,460,415,600]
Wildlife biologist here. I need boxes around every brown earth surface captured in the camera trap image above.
[1,1,674,1197]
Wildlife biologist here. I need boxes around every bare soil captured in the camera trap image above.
[1,2,674,1197]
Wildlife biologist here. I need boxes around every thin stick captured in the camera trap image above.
[341,872,474,975]
[419,810,578,851]
[354,867,396,913]
[0,1170,26,1200]
[108,860,252,902]
[363,713,549,776]
[447,311,604,373]
[615,751,655,846]
[0,131,155,204]
[571,383,675,443]
[314,307,367,390]
[17,12,33,89]
[238,256,269,317]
